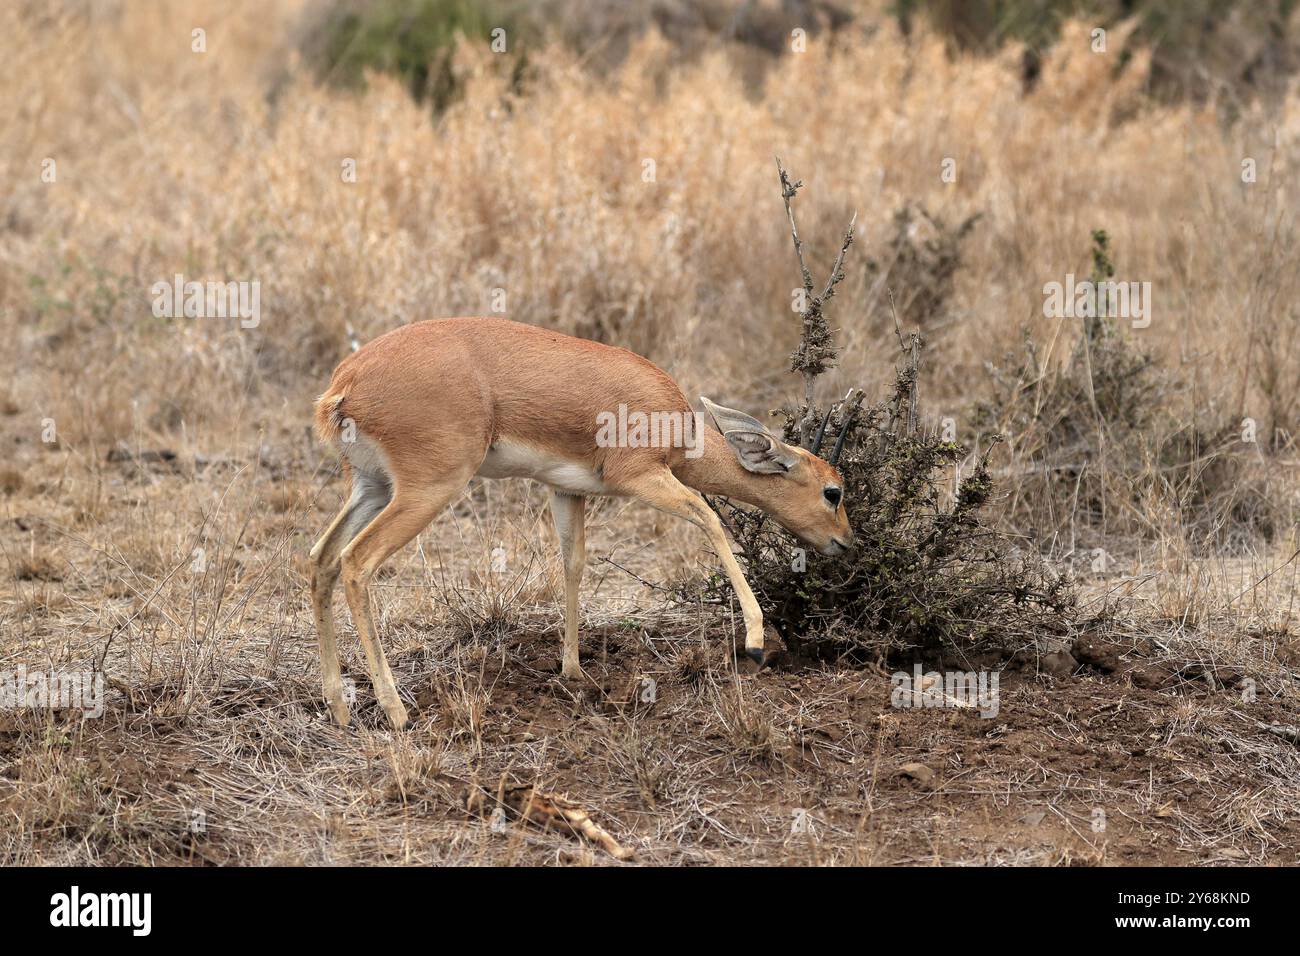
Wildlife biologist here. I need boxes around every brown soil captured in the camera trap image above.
[2,435,1297,865]
[3,616,1297,865]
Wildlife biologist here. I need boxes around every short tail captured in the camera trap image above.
[313,386,349,445]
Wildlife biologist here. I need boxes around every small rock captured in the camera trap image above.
[1072,633,1122,672]
[1128,664,1169,689]
[896,762,936,788]
[106,442,176,464]
[1181,663,1244,689]
[1039,649,1078,678]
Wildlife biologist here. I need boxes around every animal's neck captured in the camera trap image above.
[673,429,775,509]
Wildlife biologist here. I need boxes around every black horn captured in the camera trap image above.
[829,409,856,465]
[810,407,833,453]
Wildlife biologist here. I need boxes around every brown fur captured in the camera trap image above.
[310,317,853,729]
[316,317,693,489]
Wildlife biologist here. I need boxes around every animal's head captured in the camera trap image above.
[700,397,854,556]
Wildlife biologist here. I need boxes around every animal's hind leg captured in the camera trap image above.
[310,474,390,727]
[340,471,474,730]
[549,491,586,679]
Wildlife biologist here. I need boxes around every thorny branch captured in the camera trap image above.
[775,157,856,448]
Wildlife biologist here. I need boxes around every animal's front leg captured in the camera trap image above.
[617,470,765,664]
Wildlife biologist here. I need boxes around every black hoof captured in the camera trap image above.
[746,648,765,666]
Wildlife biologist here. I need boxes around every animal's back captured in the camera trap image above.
[315,317,692,486]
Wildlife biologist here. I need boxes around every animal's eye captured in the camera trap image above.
[823,486,842,508]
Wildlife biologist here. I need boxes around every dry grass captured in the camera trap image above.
[6,4,1300,439]
[1,0,1299,865]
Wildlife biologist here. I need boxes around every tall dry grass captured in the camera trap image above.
[0,0,1296,574]
[3,2,1297,438]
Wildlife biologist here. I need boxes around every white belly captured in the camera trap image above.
[475,440,609,495]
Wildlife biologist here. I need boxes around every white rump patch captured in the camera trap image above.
[339,431,394,486]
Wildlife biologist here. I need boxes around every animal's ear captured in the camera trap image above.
[700,396,800,474]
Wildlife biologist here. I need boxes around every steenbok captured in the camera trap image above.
[309,317,854,729]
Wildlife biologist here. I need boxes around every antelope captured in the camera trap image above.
[309,316,854,729]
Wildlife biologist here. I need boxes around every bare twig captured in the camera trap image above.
[775,157,856,448]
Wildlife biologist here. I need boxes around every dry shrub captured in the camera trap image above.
[976,230,1297,553]
[865,203,980,331]
[906,0,1300,106]
[0,467,24,495]
[713,686,778,763]
[705,166,1074,663]
[300,0,534,111]
[715,340,1075,663]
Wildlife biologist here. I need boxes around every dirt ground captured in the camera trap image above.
[3,438,1299,867]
